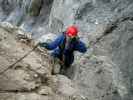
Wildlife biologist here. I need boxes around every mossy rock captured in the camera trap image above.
[28,0,42,16]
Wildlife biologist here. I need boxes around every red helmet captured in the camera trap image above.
[66,26,78,37]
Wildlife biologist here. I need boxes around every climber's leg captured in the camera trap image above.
[59,61,71,75]
[52,57,61,75]
[59,64,66,75]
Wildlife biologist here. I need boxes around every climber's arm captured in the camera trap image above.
[75,40,87,53]
[40,34,63,50]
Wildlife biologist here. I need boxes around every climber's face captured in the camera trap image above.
[66,35,77,42]
[66,35,71,42]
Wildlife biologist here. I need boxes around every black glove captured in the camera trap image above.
[39,42,48,48]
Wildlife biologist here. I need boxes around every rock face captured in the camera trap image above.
[0,0,133,100]
[49,0,133,100]
[0,25,82,100]
[0,24,53,99]
[0,0,54,36]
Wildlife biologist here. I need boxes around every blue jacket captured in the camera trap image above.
[42,33,87,66]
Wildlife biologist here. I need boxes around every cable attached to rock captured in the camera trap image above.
[0,43,39,75]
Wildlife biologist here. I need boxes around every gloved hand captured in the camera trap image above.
[39,42,48,48]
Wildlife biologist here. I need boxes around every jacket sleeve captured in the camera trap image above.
[75,40,87,53]
[45,34,63,50]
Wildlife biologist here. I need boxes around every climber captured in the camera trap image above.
[39,25,87,74]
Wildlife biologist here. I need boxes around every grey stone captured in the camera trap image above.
[37,86,53,95]
[1,0,133,100]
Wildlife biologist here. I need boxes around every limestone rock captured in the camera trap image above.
[28,0,42,16]
[0,26,51,91]
[37,86,53,95]
[0,93,53,100]
[56,75,77,96]
[1,0,133,100]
